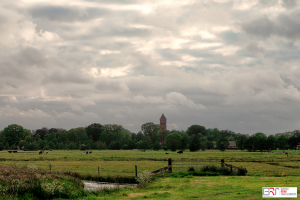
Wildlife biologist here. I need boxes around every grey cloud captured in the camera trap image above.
[30,6,109,22]
[243,11,300,39]
[282,0,298,9]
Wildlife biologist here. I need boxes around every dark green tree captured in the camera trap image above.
[2,124,25,146]
[141,122,160,144]
[288,135,299,149]
[86,123,103,142]
[186,125,206,137]
[217,137,229,151]
[153,141,161,151]
[189,135,201,152]
[165,133,181,151]
[253,132,267,152]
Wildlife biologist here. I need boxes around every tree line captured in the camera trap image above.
[0,123,299,152]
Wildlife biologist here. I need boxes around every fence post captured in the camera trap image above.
[221,159,224,167]
[135,165,137,177]
[168,158,172,173]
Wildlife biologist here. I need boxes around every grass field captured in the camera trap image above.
[0,149,299,199]
[0,149,299,177]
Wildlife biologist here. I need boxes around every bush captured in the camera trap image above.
[237,167,247,176]
[79,144,86,150]
[136,170,152,188]
[201,165,218,173]
[188,166,195,172]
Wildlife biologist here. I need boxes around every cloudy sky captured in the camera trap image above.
[1,0,300,135]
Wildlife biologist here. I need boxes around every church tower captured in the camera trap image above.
[160,113,167,131]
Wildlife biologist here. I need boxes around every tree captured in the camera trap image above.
[153,141,161,151]
[165,133,181,151]
[253,132,267,152]
[217,137,229,151]
[266,135,276,150]
[86,123,103,142]
[189,135,201,152]
[141,122,160,143]
[159,130,169,145]
[199,136,208,151]
[137,136,151,151]
[276,134,288,149]
[236,134,248,150]
[34,127,48,139]
[206,141,214,149]
[288,135,298,149]
[186,125,206,137]
[3,124,25,146]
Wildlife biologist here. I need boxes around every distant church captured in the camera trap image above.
[160,114,167,130]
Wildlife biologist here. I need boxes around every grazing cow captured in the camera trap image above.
[177,150,183,154]
[286,153,288,157]
[39,151,43,155]
[46,151,49,154]
[165,153,169,154]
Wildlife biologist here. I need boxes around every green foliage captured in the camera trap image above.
[136,170,152,188]
[141,122,160,144]
[165,133,181,151]
[206,141,214,149]
[199,136,208,151]
[237,167,247,176]
[186,125,206,136]
[0,143,4,151]
[153,141,161,151]
[86,123,103,142]
[79,144,86,150]
[3,124,25,146]
[189,135,200,152]
[217,137,229,151]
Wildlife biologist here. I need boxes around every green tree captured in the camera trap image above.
[0,142,4,151]
[276,134,288,149]
[141,122,160,144]
[86,123,103,142]
[189,135,200,152]
[236,134,248,150]
[206,141,214,149]
[153,141,161,151]
[199,136,208,151]
[253,132,267,152]
[266,135,276,150]
[137,136,151,151]
[186,125,206,137]
[3,124,25,146]
[288,135,298,149]
[217,137,229,151]
[165,133,181,151]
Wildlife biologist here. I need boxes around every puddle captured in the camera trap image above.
[82,181,137,191]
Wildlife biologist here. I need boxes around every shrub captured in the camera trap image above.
[201,165,218,173]
[136,170,152,188]
[79,144,86,150]
[237,167,247,176]
[188,167,195,172]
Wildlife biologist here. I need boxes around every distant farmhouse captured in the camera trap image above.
[160,114,167,131]
[228,141,236,148]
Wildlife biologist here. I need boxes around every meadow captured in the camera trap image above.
[0,149,299,199]
[0,149,299,176]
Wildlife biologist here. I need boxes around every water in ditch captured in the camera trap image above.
[82,181,137,191]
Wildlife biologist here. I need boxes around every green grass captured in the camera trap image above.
[80,176,300,200]
[0,149,299,199]
[0,149,299,176]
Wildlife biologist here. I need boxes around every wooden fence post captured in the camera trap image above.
[168,158,172,173]
[135,165,137,177]
[221,159,224,167]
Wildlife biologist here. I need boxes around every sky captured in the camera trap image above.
[1,0,300,135]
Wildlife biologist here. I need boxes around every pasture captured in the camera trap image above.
[0,149,299,177]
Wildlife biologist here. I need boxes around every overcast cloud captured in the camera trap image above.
[1,0,300,135]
